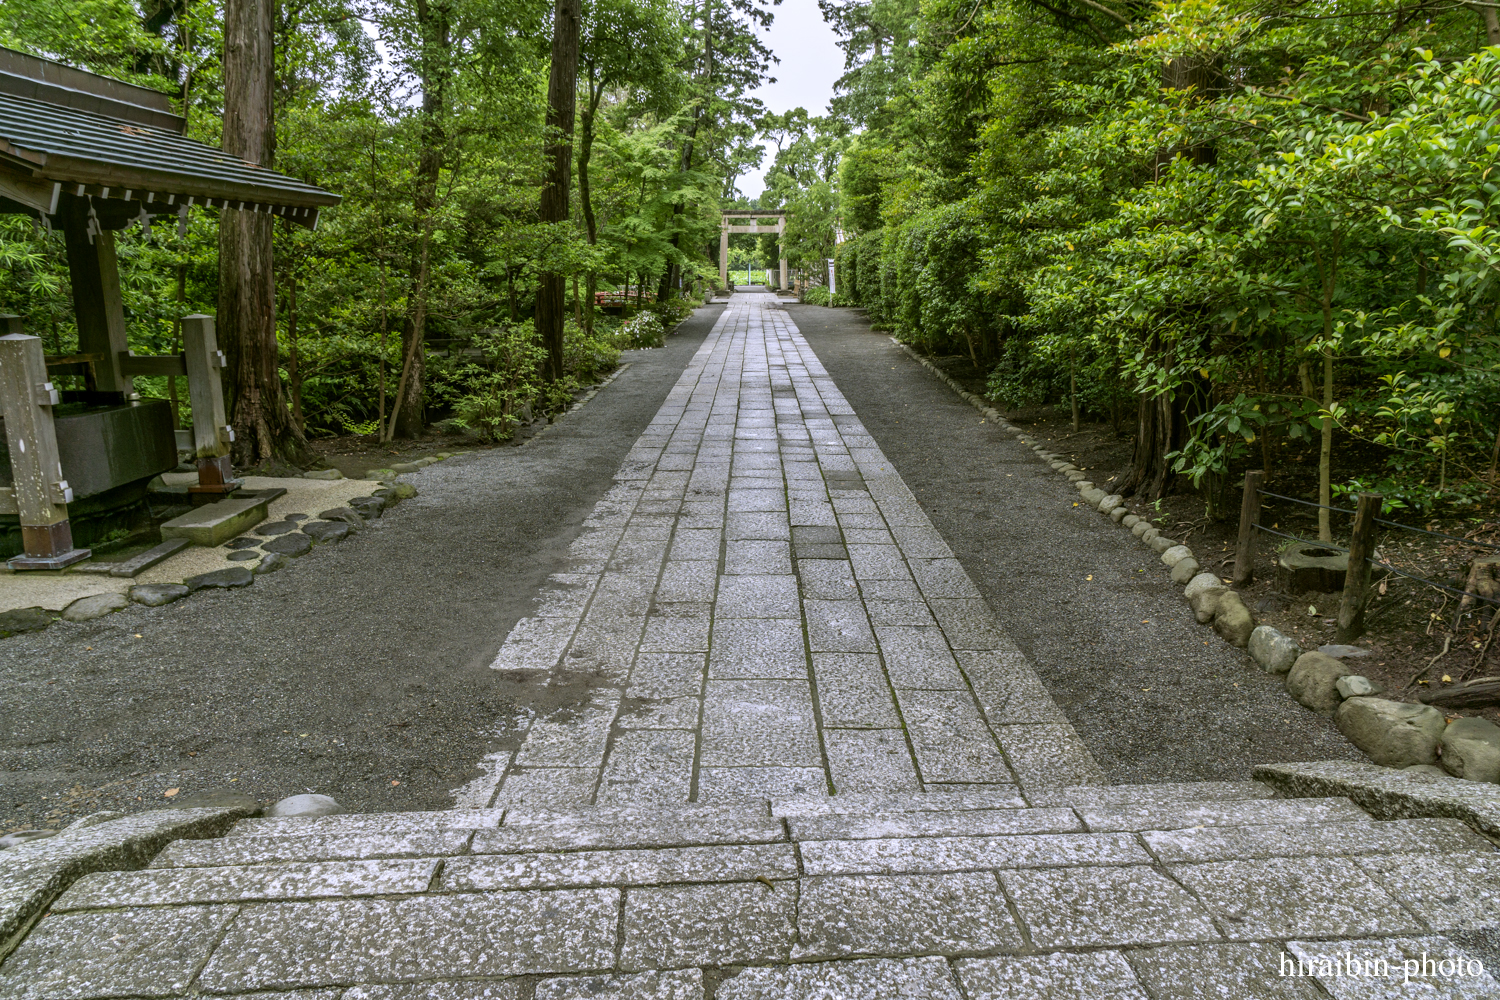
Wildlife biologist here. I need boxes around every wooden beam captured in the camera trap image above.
[59,195,131,395]
[119,351,188,377]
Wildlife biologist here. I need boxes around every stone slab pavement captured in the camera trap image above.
[4,293,1499,997]
[464,290,1105,808]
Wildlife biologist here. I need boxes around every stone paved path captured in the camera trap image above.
[3,293,1499,998]
[462,290,1103,809]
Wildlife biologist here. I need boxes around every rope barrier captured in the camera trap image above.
[1255,488,1355,514]
[1371,519,1500,552]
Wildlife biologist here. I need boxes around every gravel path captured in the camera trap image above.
[788,304,1362,784]
[0,306,723,832]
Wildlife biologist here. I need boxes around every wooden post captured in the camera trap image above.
[719,221,730,292]
[59,197,132,398]
[181,314,237,498]
[0,331,90,569]
[1336,491,1383,643]
[1233,469,1264,585]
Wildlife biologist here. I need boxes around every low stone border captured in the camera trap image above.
[0,804,255,959]
[893,339,1500,794]
[1254,760,1500,841]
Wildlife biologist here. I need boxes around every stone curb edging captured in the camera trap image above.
[890,337,1500,798]
[1254,760,1500,842]
[0,805,255,960]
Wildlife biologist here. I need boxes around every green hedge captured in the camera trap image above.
[834,201,998,359]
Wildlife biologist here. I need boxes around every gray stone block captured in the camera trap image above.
[269,793,343,817]
[199,891,619,989]
[54,859,438,910]
[721,957,962,1000]
[1170,857,1421,939]
[803,599,876,653]
[1143,816,1487,863]
[160,495,270,545]
[153,831,472,867]
[444,843,798,892]
[700,680,820,767]
[1251,759,1500,840]
[620,882,795,970]
[1001,865,1218,947]
[597,730,695,803]
[794,872,1021,959]
[790,806,1080,842]
[1079,796,1368,833]
[713,574,798,618]
[799,831,1150,876]
[823,729,920,793]
[0,904,238,999]
[537,970,702,1000]
[707,619,807,678]
[1285,936,1500,999]
[476,805,782,852]
[957,952,1149,1000]
[811,653,902,728]
[896,688,1012,783]
[1127,943,1324,999]
[873,626,965,688]
[1357,852,1500,931]
[696,766,828,801]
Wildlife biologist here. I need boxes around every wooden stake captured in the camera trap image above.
[1233,469,1264,585]
[1336,491,1383,644]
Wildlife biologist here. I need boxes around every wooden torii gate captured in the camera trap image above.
[720,211,786,291]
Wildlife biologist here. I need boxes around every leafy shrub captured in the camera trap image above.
[803,285,832,306]
[614,313,666,349]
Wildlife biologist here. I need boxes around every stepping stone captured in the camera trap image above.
[61,593,128,622]
[224,536,260,550]
[226,550,259,561]
[254,521,299,536]
[261,533,312,557]
[185,567,254,591]
[285,513,309,522]
[255,552,288,575]
[301,521,350,545]
[159,496,271,546]
[128,584,190,607]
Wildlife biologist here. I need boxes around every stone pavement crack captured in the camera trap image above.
[468,291,1104,808]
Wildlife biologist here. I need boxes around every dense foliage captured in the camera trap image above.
[801,0,1500,521]
[0,0,771,449]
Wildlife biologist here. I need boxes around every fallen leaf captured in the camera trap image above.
[163,788,179,798]
[133,634,143,638]
[1442,675,1452,683]
[391,780,401,786]
[1086,574,1093,581]
[756,876,775,891]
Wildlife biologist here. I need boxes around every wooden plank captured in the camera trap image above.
[119,351,187,377]
[0,332,87,569]
[108,536,191,578]
[182,314,231,459]
[0,486,16,516]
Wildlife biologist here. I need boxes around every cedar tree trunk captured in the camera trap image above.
[219,0,306,465]
[534,0,581,383]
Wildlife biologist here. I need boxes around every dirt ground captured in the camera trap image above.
[924,350,1500,729]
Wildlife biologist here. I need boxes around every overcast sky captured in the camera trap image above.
[737,0,846,199]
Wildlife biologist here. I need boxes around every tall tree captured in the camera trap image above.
[535,0,582,382]
[220,0,306,465]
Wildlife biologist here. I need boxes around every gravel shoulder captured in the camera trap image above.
[0,306,722,833]
[790,303,1363,784]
